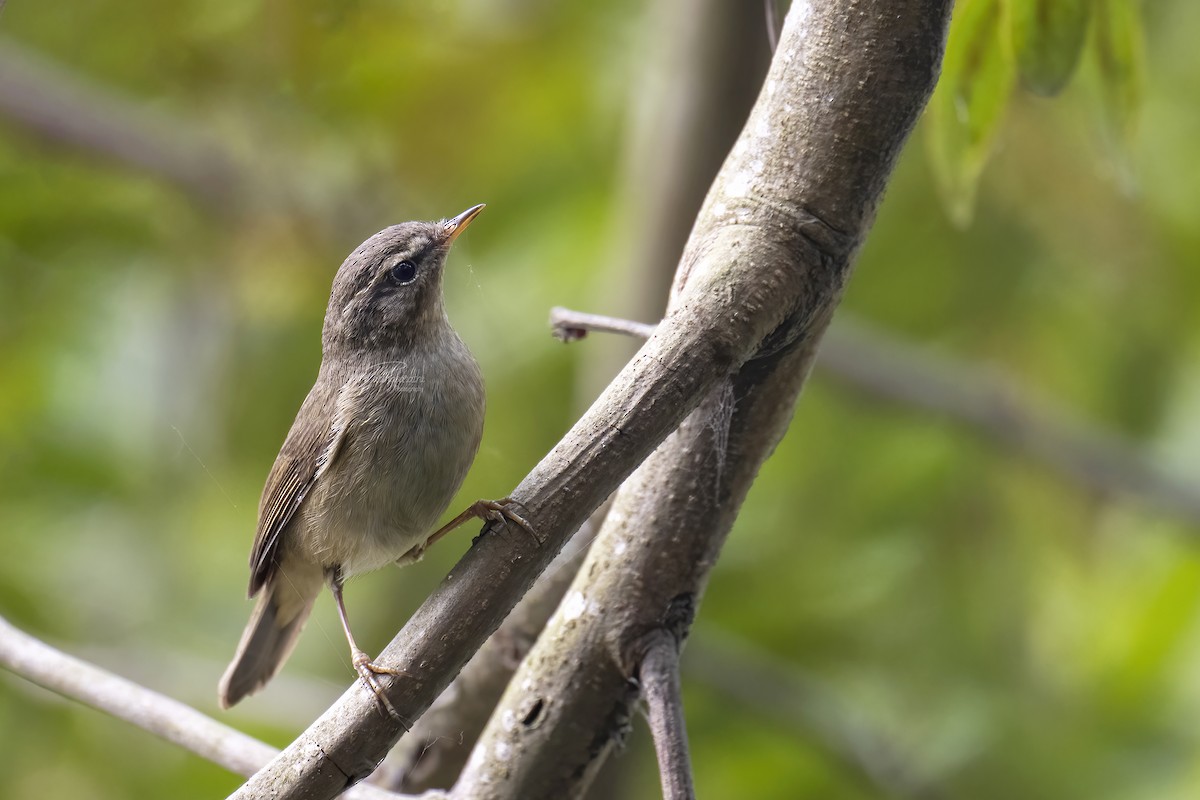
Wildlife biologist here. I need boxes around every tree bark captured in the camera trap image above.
[373,505,607,791]
[641,633,696,800]
[448,2,951,797]
[233,2,949,797]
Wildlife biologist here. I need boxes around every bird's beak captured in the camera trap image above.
[442,204,486,244]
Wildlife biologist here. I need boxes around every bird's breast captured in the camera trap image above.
[297,341,485,576]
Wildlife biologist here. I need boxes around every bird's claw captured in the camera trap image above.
[352,649,410,727]
[476,497,537,542]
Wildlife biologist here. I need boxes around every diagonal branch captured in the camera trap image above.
[551,307,1200,526]
[233,0,951,796]
[816,317,1200,522]
[0,615,407,800]
[0,36,381,234]
[373,502,609,791]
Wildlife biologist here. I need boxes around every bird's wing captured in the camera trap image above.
[247,376,353,596]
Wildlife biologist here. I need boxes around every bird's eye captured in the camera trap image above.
[388,260,418,285]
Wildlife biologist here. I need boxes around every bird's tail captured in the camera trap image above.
[218,564,322,709]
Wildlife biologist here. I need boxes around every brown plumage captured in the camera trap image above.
[219,206,493,710]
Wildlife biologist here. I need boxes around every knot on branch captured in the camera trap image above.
[661,592,696,643]
[748,204,853,365]
[624,593,697,678]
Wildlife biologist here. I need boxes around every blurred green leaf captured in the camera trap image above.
[926,0,1017,227]
[1093,0,1146,148]
[1,0,1198,797]
[1008,0,1093,96]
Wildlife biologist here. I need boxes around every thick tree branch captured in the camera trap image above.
[11,35,1184,533]
[640,634,695,800]
[451,3,950,797]
[382,5,771,785]
[0,615,405,800]
[234,1,950,795]
[373,503,608,792]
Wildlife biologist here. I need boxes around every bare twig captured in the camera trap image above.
[550,307,656,342]
[549,306,1200,526]
[0,615,409,800]
[640,635,695,800]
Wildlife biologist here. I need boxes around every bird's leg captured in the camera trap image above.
[423,497,537,552]
[329,572,409,725]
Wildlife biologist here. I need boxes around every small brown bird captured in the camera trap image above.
[219,205,525,711]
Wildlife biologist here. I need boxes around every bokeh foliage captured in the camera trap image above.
[2,1,1199,798]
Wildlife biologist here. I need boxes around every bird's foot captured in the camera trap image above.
[422,497,539,553]
[352,648,411,727]
[472,497,536,539]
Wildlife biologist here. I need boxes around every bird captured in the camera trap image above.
[218,204,527,713]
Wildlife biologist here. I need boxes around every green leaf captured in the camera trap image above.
[1009,0,1093,96]
[1093,0,1146,148]
[926,0,1017,227]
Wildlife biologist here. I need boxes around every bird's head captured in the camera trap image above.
[321,204,484,354]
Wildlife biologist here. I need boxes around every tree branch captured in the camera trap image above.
[640,634,694,800]
[817,317,1200,522]
[0,615,407,800]
[550,307,1200,526]
[373,503,609,792]
[550,307,656,342]
[234,1,950,795]
[450,2,950,797]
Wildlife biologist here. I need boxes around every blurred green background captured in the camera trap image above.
[2,1,1199,798]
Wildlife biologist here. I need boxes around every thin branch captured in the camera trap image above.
[0,615,409,800]
[640,635,695,800]
[550,307,656,342]
[817,317,1200,522]
[550,306,1200,527]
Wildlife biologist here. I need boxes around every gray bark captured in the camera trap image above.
[232,2,950,797]
[448,2,952,797]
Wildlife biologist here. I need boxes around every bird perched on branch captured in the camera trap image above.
[219,205,528,714]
